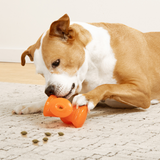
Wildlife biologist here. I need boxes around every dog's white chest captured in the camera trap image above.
[77,22,117,93]
[81,54,117,93]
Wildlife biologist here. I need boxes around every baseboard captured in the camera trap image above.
[0,48,33,63]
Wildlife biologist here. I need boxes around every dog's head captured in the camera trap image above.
[21,14,91,99]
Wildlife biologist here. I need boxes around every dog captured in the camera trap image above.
[13,14,160,114]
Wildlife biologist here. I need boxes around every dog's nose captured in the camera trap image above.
[45,85,55,97]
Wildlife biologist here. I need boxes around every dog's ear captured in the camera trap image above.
[21,45,34,66]
[21,34,42,66]
[49,14,75,40]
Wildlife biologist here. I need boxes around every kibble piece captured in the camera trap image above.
[58,132,64,136]
[43,137,48,142]
[32,139,39,143]
[45,132,51,136]
[21,131,27,135]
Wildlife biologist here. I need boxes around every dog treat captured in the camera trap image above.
[21,131,27,135]
[32,139,39,143]
[58,132,64,136]
[45,132,51,136]
[43,137,48,141]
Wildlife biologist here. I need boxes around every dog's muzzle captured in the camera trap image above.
[45,83,75,97]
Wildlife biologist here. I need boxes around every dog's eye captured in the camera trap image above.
[52,59,60,68]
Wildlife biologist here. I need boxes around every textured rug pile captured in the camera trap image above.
[0,82,160,160]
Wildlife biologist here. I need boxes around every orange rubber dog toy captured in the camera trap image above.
[43,95,88,128]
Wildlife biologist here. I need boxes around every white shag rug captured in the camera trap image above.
[0,82,160,160]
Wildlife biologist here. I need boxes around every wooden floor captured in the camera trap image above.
[0,62,45,85]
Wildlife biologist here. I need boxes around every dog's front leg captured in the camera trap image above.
[73,83,151,111]
[13,98,47,115]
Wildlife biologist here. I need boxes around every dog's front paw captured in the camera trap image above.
[12,100,46,115]
[72,94,95,111]
[12,104,31,115]
[12,104,41,115]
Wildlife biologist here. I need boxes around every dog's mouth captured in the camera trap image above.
[63,83,75,99]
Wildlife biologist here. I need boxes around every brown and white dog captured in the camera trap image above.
[13,14,160,114]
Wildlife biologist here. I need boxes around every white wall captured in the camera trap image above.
[0,0,160,62]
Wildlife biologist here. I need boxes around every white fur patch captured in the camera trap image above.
[71,22,117,93]
[72,94,95,111]
[34,31,49,77]
[151,99,159,105]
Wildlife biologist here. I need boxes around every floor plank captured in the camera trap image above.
[0,62,45,85]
